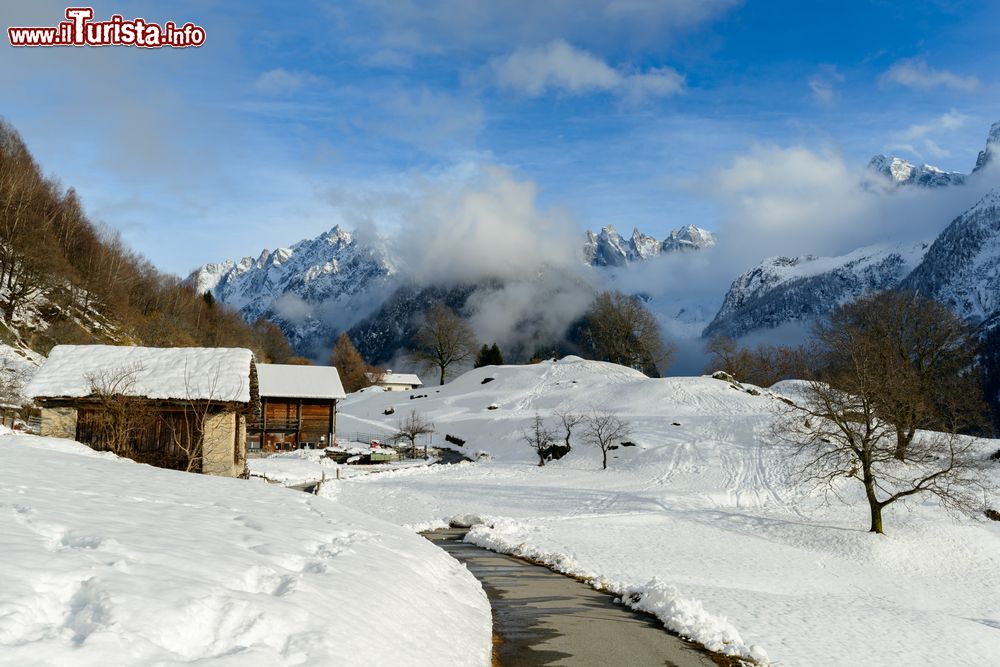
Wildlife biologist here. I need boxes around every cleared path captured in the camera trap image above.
[424,528,720,667]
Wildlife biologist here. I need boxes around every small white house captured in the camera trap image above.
[368,370,422,392]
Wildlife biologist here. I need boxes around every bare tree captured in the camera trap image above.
[581,291,673,376]
[394,410,435,459]
[583,410,631,470]
[555,410,583,452]
[704,336,748,378]
[84,363,153,459]
[165,361,245,473]
[408,304,477,385]
[704,336,812,387]
[522,414,557,466]
[820,291,986,461]
[778,378,990,535]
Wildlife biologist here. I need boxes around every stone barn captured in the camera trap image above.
[24,345,259,477]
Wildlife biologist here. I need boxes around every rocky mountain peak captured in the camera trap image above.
[973,120,1000,174]
[867,154,966,188]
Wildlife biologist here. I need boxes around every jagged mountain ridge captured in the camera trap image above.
[866,155,966,188]
[190,222,715,358]
[583,224,716,267]
[190,226,397,354]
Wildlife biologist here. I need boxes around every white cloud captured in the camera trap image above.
[703,142,995,264]
[898,110,967,142]
[253,68,322,95]
[484,40,684,99]
[808,67,843,105]
[879,59,979,92]
[888,111,967,161]
[395,164,582,284]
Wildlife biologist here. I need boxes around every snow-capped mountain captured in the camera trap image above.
[902,187,1000,322]
[866,155,966,188]
[703,242,929,339]
[583,224,716,267]
[193,222,717,357]
[973,121,1000,174]
[188,226,396,353]
[704,121,1000,340]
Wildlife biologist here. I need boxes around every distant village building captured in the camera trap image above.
[24,345,258,477]
[368,370,422,392]
[249,363,346,453]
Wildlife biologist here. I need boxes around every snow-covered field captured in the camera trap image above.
[248,446,438,486]
[320,357,1000,666]
[0,435,490,666]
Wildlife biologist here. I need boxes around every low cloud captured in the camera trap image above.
[483,40,684,99]
[393,164,584,284]
[702,142,996,264]
[879,58,979,92]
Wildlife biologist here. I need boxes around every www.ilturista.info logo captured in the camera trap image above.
[8,7,206,48]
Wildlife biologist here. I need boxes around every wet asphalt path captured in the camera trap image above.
[423,528,719,667]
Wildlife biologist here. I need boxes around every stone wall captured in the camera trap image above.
[39,407,77,439]
[202,410,246,477]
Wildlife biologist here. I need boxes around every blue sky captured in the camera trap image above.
[2,0,998,275]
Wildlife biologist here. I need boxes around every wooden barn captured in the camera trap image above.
[24,345,258,477]
[249,363,346,453]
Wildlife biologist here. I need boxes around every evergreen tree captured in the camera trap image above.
[475,343,504,367]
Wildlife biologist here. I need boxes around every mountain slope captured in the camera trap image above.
[902,188,1000,321]
[703,242,929,339]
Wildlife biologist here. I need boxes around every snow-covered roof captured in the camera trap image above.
[24,345,254,403]
[371,371,422,386]
[257,364,346,400]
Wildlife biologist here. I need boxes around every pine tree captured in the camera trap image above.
[475,343,504,368]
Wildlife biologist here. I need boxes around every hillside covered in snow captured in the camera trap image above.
[309,357,1000,667]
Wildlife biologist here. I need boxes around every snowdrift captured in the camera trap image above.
[0,434,491,666]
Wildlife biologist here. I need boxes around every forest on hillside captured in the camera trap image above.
[0,119,293,361]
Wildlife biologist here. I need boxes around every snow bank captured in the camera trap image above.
[0,434,490,666]
[465,519,768,664]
